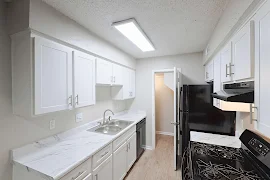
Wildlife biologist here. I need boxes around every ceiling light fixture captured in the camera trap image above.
[112,18,155,52]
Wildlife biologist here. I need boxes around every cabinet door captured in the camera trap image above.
[122,68,131,99]
[74,51,96,108]
[113,142,127,180]
[126,133,136,171]
[93,155,113,180]
[34,37,73,115]
[205,61,213,82]
[213,54,221,93]
[112,64,123,85]
[232,22,253,81]
[96,58,113,85]
[254,1,270,136]
[220,43,232,83]
[130,69,136,98]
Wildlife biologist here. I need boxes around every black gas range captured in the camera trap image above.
[181,130,270,180]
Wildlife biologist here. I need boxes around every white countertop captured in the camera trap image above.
[12,111,146,180]
[190,131,241,148]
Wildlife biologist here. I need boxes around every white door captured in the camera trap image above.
[126,133,137,171]
[113,142,127,180]
[213,54,221,108]
[254,1,270,136]
[130,69,136,98]
[73,51,96,108]
[93,156,113,180]
[220,43,233,83]
[96,58,113,85]
[34,37,73,115]
[112,64,123,85]
[173,67,182,170]
[232,22,252,81]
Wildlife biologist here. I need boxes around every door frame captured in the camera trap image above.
[151,68,175,150]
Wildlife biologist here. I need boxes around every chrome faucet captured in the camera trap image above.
[103,109,114,124]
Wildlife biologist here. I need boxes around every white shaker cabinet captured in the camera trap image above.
[213,54,221,108]
[112,64,123,86]
[93,156,113,180]
[204,61,214,82]
[113,142,127,180]
[73,51,96,108]
[253,1,270,137]
[220,43,233,83]
[232,22,254,81]
[96,58,113,85]
[34,37,73,115]
[126,133,137,171]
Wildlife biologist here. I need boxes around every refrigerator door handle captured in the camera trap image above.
[171,122,181,125]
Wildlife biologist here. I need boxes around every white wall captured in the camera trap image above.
[155,74,174,134]
[127,52,205,147]
[0,2,128,180]
[204,0,262,63]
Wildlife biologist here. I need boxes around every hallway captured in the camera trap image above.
[125,134,181,180]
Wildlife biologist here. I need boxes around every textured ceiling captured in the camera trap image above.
[42,0,229,59]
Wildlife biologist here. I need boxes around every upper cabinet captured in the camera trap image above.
[204,60,214,82]
[73,51,96,108]
[253,0,270,137]
[220,43,233,83]
[96,58,113,85]
[96,58,124,86]
[12,34,97,118]
[232,22,254,81]
[34,37,73,115]
[111,68,136,100]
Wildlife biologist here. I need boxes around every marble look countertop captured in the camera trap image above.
[11,111,146,180]
[190,131,241,148]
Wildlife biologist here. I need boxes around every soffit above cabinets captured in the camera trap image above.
[42,0,229,59]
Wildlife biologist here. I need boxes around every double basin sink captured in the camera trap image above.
[88,120,134,135]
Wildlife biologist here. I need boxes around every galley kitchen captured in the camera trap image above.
[0,0,270,180]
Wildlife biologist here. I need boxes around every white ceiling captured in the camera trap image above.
[43,0,229,59]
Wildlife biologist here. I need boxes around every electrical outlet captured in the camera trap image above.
[76,113,83,123]
[50,119,56,130]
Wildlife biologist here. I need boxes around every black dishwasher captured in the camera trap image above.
[136,118,146,159]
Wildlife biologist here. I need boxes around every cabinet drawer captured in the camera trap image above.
[92,143,112,169]
[113,125,136,151]
[82,174,92,180]
[60,158,91,180]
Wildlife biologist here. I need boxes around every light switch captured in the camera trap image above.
[76,113,83,123]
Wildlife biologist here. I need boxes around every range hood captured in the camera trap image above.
[212,81,254,103]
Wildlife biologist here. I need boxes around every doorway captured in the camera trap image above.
[152,68,182,171]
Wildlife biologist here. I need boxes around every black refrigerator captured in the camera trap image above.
[178,84,236,165]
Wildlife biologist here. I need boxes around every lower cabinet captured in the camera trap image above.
[113,142,128,180]
[93,155,113,180]
[126,133,137,171]
[113,132,137,180]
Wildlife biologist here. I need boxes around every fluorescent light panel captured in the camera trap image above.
[113,19,155,52]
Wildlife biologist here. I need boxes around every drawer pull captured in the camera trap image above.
[100,151,109,158]
[95,174,98,180]
[71,171,86,180]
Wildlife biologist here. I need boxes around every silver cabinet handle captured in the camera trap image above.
[68,95,73,106]
[126,144,129,152]
[76,95,79,105]
[100,151,109,158]
[225,64,229,77]
[250,105,258,123]
[113,76,116,83]
[71,171,86,180]
[95,174,98,180]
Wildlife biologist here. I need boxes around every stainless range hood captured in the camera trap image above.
[212,81,254,103]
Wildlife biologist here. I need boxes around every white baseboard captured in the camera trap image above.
[142,145,153,150]
[156,131,174,136]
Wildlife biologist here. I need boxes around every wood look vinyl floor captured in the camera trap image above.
[125,134,181,180]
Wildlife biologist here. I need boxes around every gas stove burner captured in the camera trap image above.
[196,159,261,180]
[192,142,244,162]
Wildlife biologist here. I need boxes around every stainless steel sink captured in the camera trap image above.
[87,120,134,135]
[108,120,133,128]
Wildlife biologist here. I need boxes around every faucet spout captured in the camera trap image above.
[103,109,114,124]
